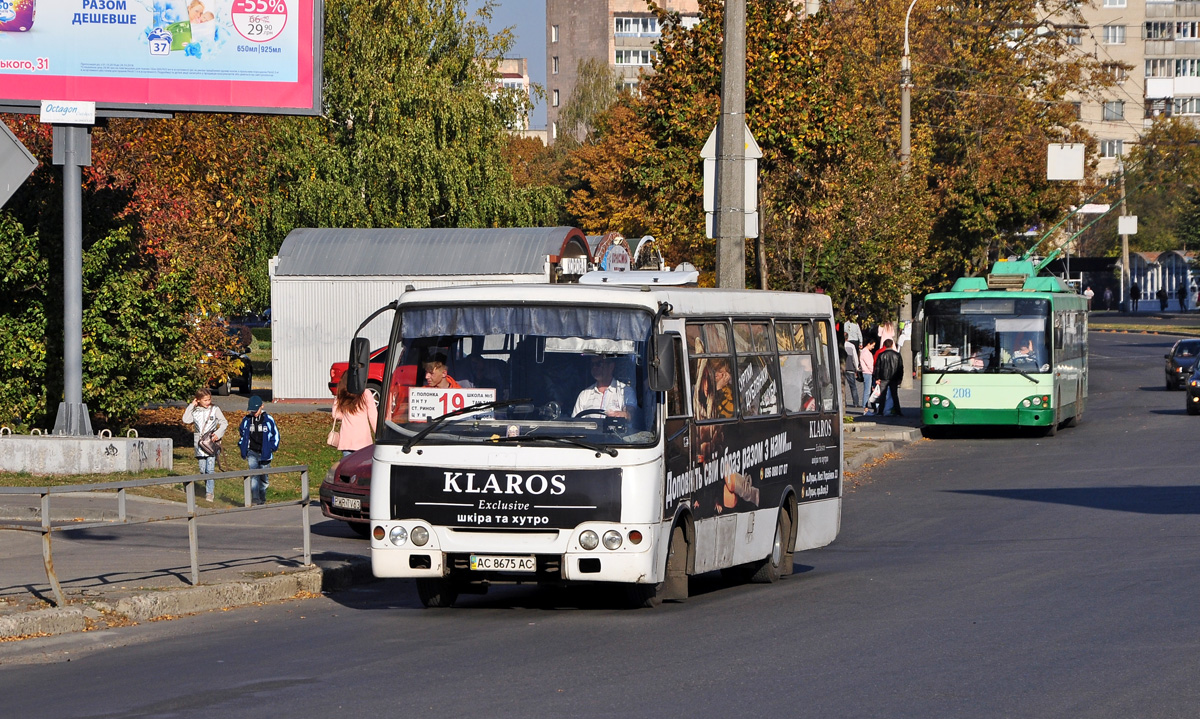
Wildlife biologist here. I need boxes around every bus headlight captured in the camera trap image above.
[1023,399,1032,407]
[389,526,408,546]
[1032,397,1042,406]
[579,530,599,550]
[602,530,623,550]
[410,526,429,546]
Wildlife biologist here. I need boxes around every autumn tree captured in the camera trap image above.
[1120,118,1200,252]
[557,58,624,145]
[256,0,563,237]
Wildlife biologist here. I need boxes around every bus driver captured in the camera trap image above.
[572,355,635,419]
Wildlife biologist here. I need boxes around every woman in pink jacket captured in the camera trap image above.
[332,375,378,456]
[858,339,877,414]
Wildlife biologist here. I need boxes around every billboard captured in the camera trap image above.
[0,0,322,115]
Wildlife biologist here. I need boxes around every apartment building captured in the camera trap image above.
[545,0,701,142]
[1076,0,1200,175]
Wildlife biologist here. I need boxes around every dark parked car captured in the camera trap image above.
[1164,339,1200,390]
[319,446,372,536]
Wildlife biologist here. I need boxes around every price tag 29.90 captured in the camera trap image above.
[232,0,289,43]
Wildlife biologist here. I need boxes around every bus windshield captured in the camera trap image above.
[379,304,658,446]
[924,297,1051,374]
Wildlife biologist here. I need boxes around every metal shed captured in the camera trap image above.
[269,227,591,399]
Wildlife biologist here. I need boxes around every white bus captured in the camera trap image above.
[355,275,844,607]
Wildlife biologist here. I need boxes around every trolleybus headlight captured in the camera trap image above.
[1023,399,1032,407]
[602,530,623,550]
[410,526,429,546]
[579,530,599,550]
[628,530,643,545]
[389,526,408,546]
[1032,397,1042,406]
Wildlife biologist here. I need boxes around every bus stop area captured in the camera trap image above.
[0,384,921,642]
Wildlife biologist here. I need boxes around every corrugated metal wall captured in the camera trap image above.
[270,274,528,399]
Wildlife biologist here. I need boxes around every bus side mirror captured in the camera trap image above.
[649,334,676,392]
[347,337,371,395]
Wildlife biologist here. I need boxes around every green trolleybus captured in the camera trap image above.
[920,259,1088,435]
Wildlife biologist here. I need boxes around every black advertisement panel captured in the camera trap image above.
[391,466,622,529]
[663,415,840,522]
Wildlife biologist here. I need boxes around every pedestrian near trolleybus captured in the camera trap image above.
[238,395,280,505]
[1158,287,1169,312]
[1178,282,1188,312]
[1130,282,1141,312]
[1083,286,1094,309]
[842,336,860,408]
[873,339,903,416]
[1103,287,1113,311]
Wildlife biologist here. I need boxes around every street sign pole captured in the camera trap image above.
[51,124,93,436]
[714,0,746,289]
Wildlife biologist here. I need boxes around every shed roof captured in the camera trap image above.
[274,227,588,277]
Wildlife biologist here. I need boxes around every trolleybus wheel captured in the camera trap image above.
[750,507,792,584]
[416,578,459,608]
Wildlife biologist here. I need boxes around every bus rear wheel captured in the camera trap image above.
[416,578,459,608]
[750,508,792,584]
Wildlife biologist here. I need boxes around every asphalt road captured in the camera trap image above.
[3,332,1198,719]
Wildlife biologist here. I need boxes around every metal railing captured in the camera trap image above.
[0,465,310,607]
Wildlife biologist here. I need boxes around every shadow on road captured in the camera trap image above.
[949,486,1200,515]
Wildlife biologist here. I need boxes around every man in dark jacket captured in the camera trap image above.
[872,339,904,416]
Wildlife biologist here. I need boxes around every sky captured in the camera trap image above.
[468,0,547,129]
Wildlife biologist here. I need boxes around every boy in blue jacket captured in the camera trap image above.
[239,396,280,505]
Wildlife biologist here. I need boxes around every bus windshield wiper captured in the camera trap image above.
[998,364,1039,383]
[402,398,531,453]
[489,432,618,457]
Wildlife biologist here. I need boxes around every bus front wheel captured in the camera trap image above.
[416,578,459,608]
[627,524,688,608]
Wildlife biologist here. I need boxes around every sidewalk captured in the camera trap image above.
[0,387,923,641]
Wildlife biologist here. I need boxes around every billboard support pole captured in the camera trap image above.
[51,125,93,437]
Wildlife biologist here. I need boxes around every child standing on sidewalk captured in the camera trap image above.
[238,396,280,505]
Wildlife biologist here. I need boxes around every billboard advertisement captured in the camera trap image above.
[0,0,322,115]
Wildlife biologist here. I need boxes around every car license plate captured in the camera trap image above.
[469,555,536,572]
[332,496,362,510]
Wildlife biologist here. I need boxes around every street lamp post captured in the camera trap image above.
[900,0,919,176]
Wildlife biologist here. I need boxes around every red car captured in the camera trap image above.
[319,446,373,537]
[328,346,389,399]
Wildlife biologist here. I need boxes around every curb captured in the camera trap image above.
[0,553,374,640]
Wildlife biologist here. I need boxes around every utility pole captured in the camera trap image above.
[898,0,919,387]
[1119,159,1130,313]
[714,0,746,289]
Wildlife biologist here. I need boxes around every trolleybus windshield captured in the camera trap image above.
[924,298,1051,373]
[378,304,658,447]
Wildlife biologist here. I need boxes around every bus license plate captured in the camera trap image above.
[470,555,536,572]
[332,496,361,510]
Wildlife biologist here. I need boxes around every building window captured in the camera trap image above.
[1103,64,1128,83]
[1103,100,1125,121]
[614,49,655,65]
[1071,101,1082,120]
[1145,22,1173,40]
[1175,97,1200,115]
[551,122,558,140]
[551,25,558,43]
[1146,98,1173,118]
[1146,59,1174,78]
[1102,25,1125,44]
[1177,22,1199,40]
[1100,139,1124,158]
[552,56,559,74]
[614,16,659,37]
[552,89,560,107]
[1063,26,1082,45]
[1103,0,1126,7]
[1178,58,1200,77]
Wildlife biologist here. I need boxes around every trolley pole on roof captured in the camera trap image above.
[714,0,747,289]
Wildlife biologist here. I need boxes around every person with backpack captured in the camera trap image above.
[872,339,904,416]
[238,395,281,505]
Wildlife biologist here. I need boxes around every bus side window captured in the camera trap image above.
[734,321,779,417]
[666,335,689,417]
[777,322,816,413]
[813,320,838,413]
[688,321,736,421]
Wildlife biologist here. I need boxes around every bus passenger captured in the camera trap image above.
[424,354,461,389]
[573,355,634,418]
